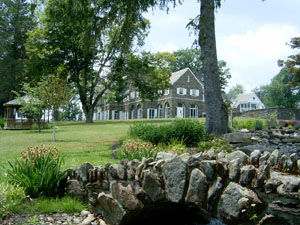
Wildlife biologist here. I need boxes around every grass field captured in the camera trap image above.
[0,119,173,176]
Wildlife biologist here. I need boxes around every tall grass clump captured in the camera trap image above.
[116,140,158,161]
[129,119,205,147]
[6,145,67,198]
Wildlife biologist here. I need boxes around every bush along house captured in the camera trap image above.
[93,68,205,120]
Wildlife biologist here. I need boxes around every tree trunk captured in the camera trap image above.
[53,118,56,141]
[198,0,229,135]
[83,106,94,123]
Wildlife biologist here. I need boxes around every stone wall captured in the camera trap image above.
[67,149,300,225]
[235,108,300,120]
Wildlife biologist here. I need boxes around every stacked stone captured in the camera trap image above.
[68,150,300,225]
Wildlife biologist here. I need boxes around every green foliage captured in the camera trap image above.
[116,140,158,161]
[0,118,4,128]
[254,120,264,130]
[278,37,300,86]
[129,119,206,147]
[257,68,300,108]
[0,182,26,219]
[161,139,189,155]
[60,101,82,121]
[198,137,232,153]
[224,84,245,101]
[6,145,67,198]
[0,0,35,116]
[233,118,266,130]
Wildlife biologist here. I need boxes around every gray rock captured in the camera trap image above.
[239,165,256,186]
[142,170,164,202]
[250,150,261,166]
[279,154,288,169]
[218,182,263,224]
[217,152,226,160]
[228,158,241,182]
[80,210,90,217]
[265,178,281,194]
[185,168,208,207]
[259,151,270,166]
[127,159,140,180]
[206,149,216,160]
[226,151,248,165]
[111,182,142,210]
[207,176,223,213]
[254,164,270,188]
[82,214,95,225]
[108,164,119,179]
[75,162,94,183]
[216,158,228,178]
[187,152,204,167]
[66,179,87,201]
[95,193,125,225]
[179,153,191,163]
[224,132,252,144]
[268,149,280,166]
[117,164,126,180]
[297,159,300,173]
[156,152,176,161]
[200,160,216,180]
[162,156,186,202]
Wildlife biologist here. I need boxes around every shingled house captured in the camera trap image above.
[232,93,265,113]
[93,68,205,120]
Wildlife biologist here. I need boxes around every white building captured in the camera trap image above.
[232,93,265,113]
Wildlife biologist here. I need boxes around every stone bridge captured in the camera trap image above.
[67,150,300,225]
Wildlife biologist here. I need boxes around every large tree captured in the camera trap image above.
[197,0,229,134]
[278,37,300,86]
[0,0,35,116]
[26,0,173,123]
[256,68,300,108]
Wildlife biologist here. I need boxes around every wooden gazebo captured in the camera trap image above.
[3,97,34,130]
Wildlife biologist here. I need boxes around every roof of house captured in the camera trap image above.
[170,68,203,87]
[234,93,255,103]
[3,96,30,106]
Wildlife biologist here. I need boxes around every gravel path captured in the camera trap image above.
[1,211,106,225]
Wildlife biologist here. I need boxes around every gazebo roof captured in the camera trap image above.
[3,96,30,106]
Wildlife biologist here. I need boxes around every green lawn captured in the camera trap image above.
[0,119,173,176]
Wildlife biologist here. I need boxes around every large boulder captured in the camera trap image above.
[185,168,208,207]
[162,156,186,202]
[218,182,263,225]
[95,193,126,225]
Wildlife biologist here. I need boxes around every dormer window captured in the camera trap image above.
[187,76,190,82]
[253,97,255,100]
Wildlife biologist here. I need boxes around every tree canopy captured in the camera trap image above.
[256,68,300,109]
[25,0,173,123]
[278,37,300,86]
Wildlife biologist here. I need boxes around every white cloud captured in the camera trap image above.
[218,24,300,92]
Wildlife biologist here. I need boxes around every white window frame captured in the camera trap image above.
[130,91,135,99]
[190,89,199,97]
[164,89,170,95]
[177,88,186,95]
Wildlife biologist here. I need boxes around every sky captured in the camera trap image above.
[142,0,300,92]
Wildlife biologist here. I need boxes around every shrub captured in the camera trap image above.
[0,117,4,128]
[116,140,158,161]
[165,139,188,155]
[198,137,232,153]
[0,182,26,219]
[6,145,67,198]
[254,120,263,130]
[129,119,206,147]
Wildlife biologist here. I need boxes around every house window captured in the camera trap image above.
[158,105,163,118]
[164,89,170,95]
[177,103,185,118]
[190,104,198,118]
[187,76,190,82]
[158,90,163,95]
[190,89,200,97]
[177,88,186,95]
[251,104,256,109]
[165,103,170,118]
[147,108,157,119]
[136,91,139,98]
[137,106,142,119]
[130,92,135,99]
